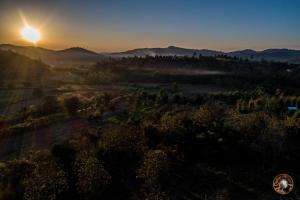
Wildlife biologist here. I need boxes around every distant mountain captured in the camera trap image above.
[0,44,107,66]
[2,44,300,64]
[0,50,50,81]
[111,46,300,64]
[228,48,300,63]
[110,46,223,57]
[58,47,99,55]
[227,49,257,58]
[253,49,300,62]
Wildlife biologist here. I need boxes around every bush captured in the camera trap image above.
[94,93,114,113]
[98,125,147,176]
[160,111,191,133]
[51,142,76,173]
[193,105,221,129]
[23,150,69,200]
[137,150,170,200]
[224,112,269,142]
[75,152,111,199]
[159,111,194,148]
[40,96,60,114]
[63,96,81,115]
[0,160,33,200]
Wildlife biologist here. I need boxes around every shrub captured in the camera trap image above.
[250,115,287,165]
[75,152,111,199]
[286,110,300,128]
[137,150,170,200]
[63,96,81,115]
[98,126,147,176]
[160,111,191,133]
[51,142,76,172]
[23,150,69,200]
[94,93,113,113]
[0,160,33,200]
[159,111,193,148]
[224,112,269,142]
[40,96,60,114]
[193,105,220,129]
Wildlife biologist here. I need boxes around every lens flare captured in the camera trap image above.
[21,25,41,44]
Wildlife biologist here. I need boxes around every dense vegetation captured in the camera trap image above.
[75,56,300,90]
[0,54,300,199]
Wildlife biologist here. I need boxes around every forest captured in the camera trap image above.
[0,51,300,200]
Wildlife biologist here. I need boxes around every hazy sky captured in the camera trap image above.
[0,0,299,52]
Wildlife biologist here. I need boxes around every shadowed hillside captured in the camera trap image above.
[0,50,50,81]
[0,44,107,66]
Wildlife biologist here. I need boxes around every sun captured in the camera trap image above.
[21,25,41,45]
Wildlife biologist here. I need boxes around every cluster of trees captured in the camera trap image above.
[75,56,300,90]
[237,93,300,114]
[1,95,83,136]
[2,87,299,199]
[1,49,300,199]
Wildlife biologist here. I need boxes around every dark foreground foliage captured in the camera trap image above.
[1,55,300,199]
[1,86,300,200]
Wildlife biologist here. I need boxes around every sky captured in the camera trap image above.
[0,0,299,52]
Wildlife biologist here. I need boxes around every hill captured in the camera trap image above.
[2,44,300,64]
[229,48,300,63]
[0,44,107,66]
[111,46,300,63]
[110,46,223,57]
[0,50,50,81]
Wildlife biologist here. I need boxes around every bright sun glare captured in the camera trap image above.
[21,25,41,45]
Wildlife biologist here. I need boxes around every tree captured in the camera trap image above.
[41,96,60,114]
[75,152,111,199]
[64,96,81,115]
[98,126,147,177]
[23,150,69,200]
[0,160,32,200]
[137,150,170,200]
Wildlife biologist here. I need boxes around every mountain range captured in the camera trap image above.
[0,44,106,66]
[112,46,300,64]
[1,44,300,65]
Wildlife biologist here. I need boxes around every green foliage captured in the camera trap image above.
[63,96,81,115]
[137,150,170,200]
[23,150,69,200]
[93,92,114,113]
[75,152,111,199]
[40,96,60,114]
[1,82,300,199]
[7,117,50,135]
[160,111,189,133]
[236,91,300,113]
[225,112,270,142]
[286,110,300,127]
[98,125,147,176]
[0,160,32,200]
[193,105,221,129]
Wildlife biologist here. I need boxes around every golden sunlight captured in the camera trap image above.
[21,25,41,44]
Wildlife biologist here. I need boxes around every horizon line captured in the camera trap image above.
[1,43,300,54]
